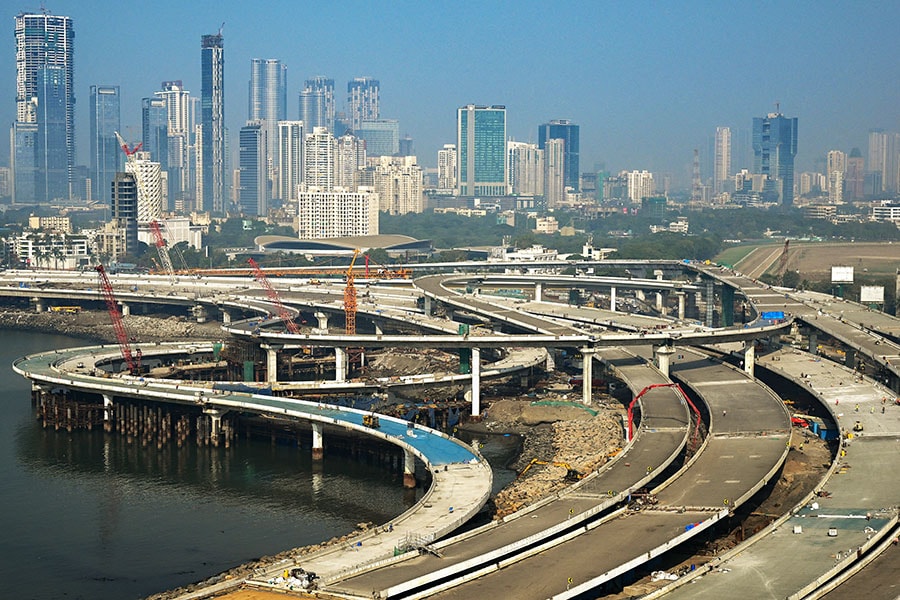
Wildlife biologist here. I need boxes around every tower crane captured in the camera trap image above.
[95,264,141,374]
[344,249,361,335]
[149,220,175,279]
[247,258,301,334]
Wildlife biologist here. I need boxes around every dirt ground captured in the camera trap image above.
[735,241,900,280]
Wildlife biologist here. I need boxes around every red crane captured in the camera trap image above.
[95,264,140,374]
[149,220,175,278]
[247,258,301,335]
[627,383,702,450]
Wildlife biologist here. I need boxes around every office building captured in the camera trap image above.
[303,76,334,131]
[356,119,399,156]
[714,126,731,194]
[141,97,169,191]
[399,135,414,157]
[457,104,507,197]
[297,186,379,239]
[752,111,798,206]
[507,141,544,196]
[248,58,286,186]
[304,127,337,190]
[201,32,225,213]
[14,12,75,202]
[347,77,380,131]
[90,86,122,203]
[437,144,457,191]
[868,129,899,193]
[846,148,865,200]
[276,121,303,202]
[238,120,268,216]
[537,119,579,191]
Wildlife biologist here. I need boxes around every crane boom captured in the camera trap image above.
[247,258,301,334]
[149,220,175,278]
[95,264,139,373]
[344,249,360,335]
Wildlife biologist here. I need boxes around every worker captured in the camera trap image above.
[722,409,727,417]
[855,404,859,412]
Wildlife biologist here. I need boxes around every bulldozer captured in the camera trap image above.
[518,458,585,482]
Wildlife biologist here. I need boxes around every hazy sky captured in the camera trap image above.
[3,1,899,186]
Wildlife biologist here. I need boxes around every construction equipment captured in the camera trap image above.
[518,458,585,482]
[627,383,702,450]
[247,258,301,335]
[114,131,152,206]
[149,220,175,279]
[344,249,361,335]
[779,238,790,273]
[95,264,141,374]
[362,414,380,428]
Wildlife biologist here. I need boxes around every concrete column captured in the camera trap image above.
[545,349,556,372]
[266,346,278,383]
[311,422,323,460]
[121,302,130,316]
[581,347,596,405]
[102,394,114,422]
[471,347,482,418]
[374,321,383,336]
[636,289,646,302]
[193,305,207,323]
[314,311,329,331]
[221,309,232,324]
[423,296,433,316]
[204,408,225,447]
[535,282,543,302]
[610,286,617,312]
[677,292,686,320]
[655,345,676,378]
[658,291,669,316]
[845,348,856,369]
[743,341,755,378]
[32,298,44,313]
[335,347,347,382]
[808,331,818,355]
[403,449,416,488]
[656,291,664,312]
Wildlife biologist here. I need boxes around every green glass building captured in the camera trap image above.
[457,105,507,197]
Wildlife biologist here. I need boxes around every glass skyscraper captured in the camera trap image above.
[14,12,75,203]
[537,119,580,191]
[347,77,379,131]
[356,119,400,156]
[248,58,286,194]
[302,76,334,131]
[90,85,122,203]
[201,32,225,213]
[457,104,507,197]
[752,112,798,206]
[239,120,267,216]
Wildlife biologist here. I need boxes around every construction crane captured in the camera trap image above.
[114,131,152,201]
[149,220,175,279]
[779,238,790,273]
[344,249,361,335]
[247,258,301,335]
[95,264,141,374]
[627,383,702,451]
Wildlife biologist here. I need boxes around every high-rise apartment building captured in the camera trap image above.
[238,120,267,216]
[714,126,732,194]
[297,187,378,239]
[141,97,168,180]
[304,127,337,191]
[544,139,565,207]
[276,121,303,202]
[201,32,225,213]
[126,151,164,223]
[507,141,544,196]
[752,112,798,206]
[90,86,122,202]
[457,104,507,197]
[868,129,899,193]
[14,12,75,202]
[303,76,335,131]
[347,77,380,131]
[336,133,366,189]
[537,120,579,191]
[627,170,654,202]
[437,144,457,191]
[846,148,865,200]
[826,149,847,200]
[370,156,424,215]
[155,81,193,208]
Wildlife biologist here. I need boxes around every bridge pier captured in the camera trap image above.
[314,311,329,332]
[808,331,818,355]
[102,393,114,432]
[470,347,481,417]
[311,422,323,460]
[203,408,227,447]
[655,344,675,378]
[403,449,416,488]
[581,347,596,404]
[221,308,232,324]
[335,347,347,383]
[545,350,556,372]
[192,305,208,323]
[845,347,856,369]
[743,340,755,377]
[32,297,44,312]
[121,302,130,316]
[374,321,383,336]
[423,296,433,316]
[676,292,686,320]
[534,282,543,302]
[609,286,617,312]
[263,344,282,383]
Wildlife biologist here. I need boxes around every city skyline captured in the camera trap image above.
[2,1,899,189]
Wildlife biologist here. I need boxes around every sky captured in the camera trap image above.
[3,0,899,188]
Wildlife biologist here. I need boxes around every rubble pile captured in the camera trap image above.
[366,348,457,376]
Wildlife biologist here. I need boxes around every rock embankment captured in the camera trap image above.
[0,308,225,343]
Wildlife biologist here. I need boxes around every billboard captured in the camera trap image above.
[860,285,885,303]
[831,266,854,283]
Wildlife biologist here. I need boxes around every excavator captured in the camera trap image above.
[518,458,585,482]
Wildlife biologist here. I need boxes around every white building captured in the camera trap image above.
[544,139,565,208]
[276,121,303,202]
[127,151,164,223]
[437,143,457,192]
[336,133,366,190]
[137,216,204,250]
[533,215,558,234]
[297,186,379,239]
[507,141,544,196]
[303,127,337,191]
[714,126,731,194]
[11,231,91,269]
[627,170,654,202]
[871,202,900,223]
[370,156,423,215]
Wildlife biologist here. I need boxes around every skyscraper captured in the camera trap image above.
[347,77,380,131]
[155,81,193,208]
[248,58,286,186]
[201,32,225,213]
[276,121,303,202]
[304,127,337,190]
[507,141,544,196]
[544,138,565,207]
[299,88,326,130]
[111,172,138,256]
[302,76,334,130]
[141,97,168,176]
[846,148,865,200]
[126,151,164,223]
[356,119,400,156]
[457,104,507,197]
[868,129,899,194]
[752,111,798,206]
[14,12,75,202]
[437,144,457,191]
[537,120,579,191]
[90,85,122,202]
[714,126,732,194]
[238,120,267,216]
